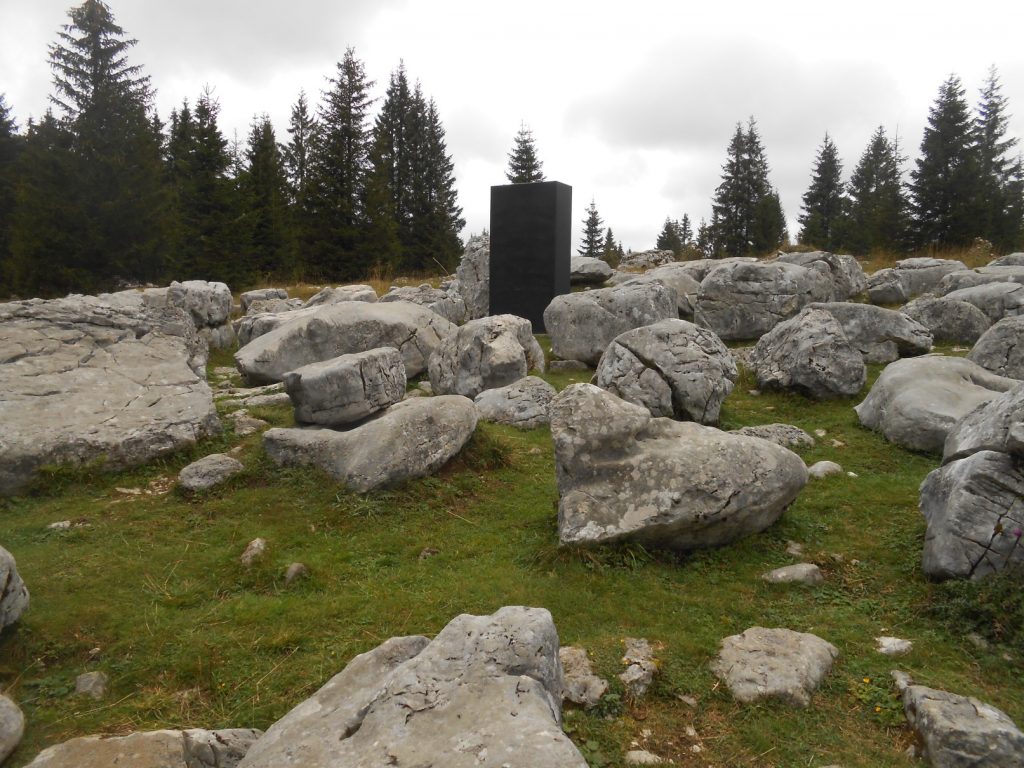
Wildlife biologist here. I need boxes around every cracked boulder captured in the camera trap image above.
[0,545,29,631]
[880,257,968,299]
[943,282,1024,324]
[240,288,288,313]
[303,284,378,307]
[544,281,677,365]
[900,294,991,344]
[594,318,737,423]
[867,268,908,304]
[162,279,235,349]
[855,356,1016,454]
[808,301,932,363]
[474,376,556,430]
[24,728,262,768]
[626,263,702,317]
[234,301,455,385]
[748,308,866,399]
[381,283,467,325]
[237,606,587,768]
[264,395,477,491]
[284,347,406,426]
[968,316,1024,380]
[551,384,807,550]
[428,314,545,398]
[455,233,490,321]
[0,294,220,496]
[694,261,832,341]
[777,251,868,301]
[943,385,1024,463]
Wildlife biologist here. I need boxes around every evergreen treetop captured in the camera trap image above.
[579,199,604,257]
[506,123,544,183]
[798,133,847,250]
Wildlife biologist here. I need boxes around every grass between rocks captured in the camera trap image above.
[1,342,1022,768]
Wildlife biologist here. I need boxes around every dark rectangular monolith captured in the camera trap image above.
[489,181,572,331]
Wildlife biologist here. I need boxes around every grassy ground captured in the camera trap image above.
[1,342,1022,767]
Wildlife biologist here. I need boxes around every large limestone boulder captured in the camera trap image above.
[695,261,832,340]
[890,257,968,297]
[544,281,677,365]
[240,288,288,313]
[968,316,1024,380]
[900,294,991,344]
[235,301,455,385]
[167,279,232,327]
[237,606,587,768]
[244,297,302,316]
[0,693,24,764]
[284,347,406,426]
[0,545,29,631]
[936,264,1024,294]
[474,376,556,430]
[989,252,1024,267]
[570,256,613,285]
[264,396,477,491]
[776,251,868,301]
[630,263,702,317]
[456,233,490,321]
[428,314,545,398]
[550,384,807,550]
[671,256,758,284]
[304,284,378,307]
[808,301,932,363]
[867,268,907,304]
[618,249,675,270]
[942,282,1024,324]
[236,286,380,348]
[594,318,738,423]
[24,728,262,768]
[0,295,220,496]
[855,356,1016,453]
[381,283,467,325]
[711,627,838,707]
[943,385,1024,463]
[748,308,866,399]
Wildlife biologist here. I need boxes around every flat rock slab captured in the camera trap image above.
[968,316,1024,380]
[178,453,245,492]
[0,545,29,631]
[235,301,455,385]
[551,384,807,551]
[284,347,406,426]
[474,376,556,430]
[24,728,262,768]
[264,396,478,492]
[237,606,587,768]
[711,626,838,707]
[0,294,220,497]
[762,563,824,585]
[730,423,815,449]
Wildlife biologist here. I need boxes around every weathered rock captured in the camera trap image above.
[619,638,659,699]
[730,423,815,449]
[178,453,244,492]
[474,376,555,429]
[876,636,913,656]
[0,294,220,496]
[264,396,477,492]
[243,392,291,408]
[303,284,378,307]
[901,295,991,345]
[0,693,24,764]
[455,233,490,321]
[943,385,1024,463]
[989,252,1024,267]
[559,646,608,708]
[167,280,232,328]
[24,728,262,768]
[594,319,737,423]
[240,288,288,313]
[244,297,302,316]
[711,626,838,707]
[625,749,669,765]
[618,249,675,270]
[762,563,824,585]
[199,322,237,351]
[968,316,1024,380]
[283,562,308,585]
[672,256,758,283]
[748,308,866,399]
[380,284,467,325]
[867,268,908,304]
[428,314,544,398]
[809,301,933,363]
[235,301,455,385]
[240,538,267,567]
[695,261,832,340]
[284,347,406,426]
[776,251,868,301]
[237,606,586,768]
[937,264,1024,295]
[855,356,1016,453]
[920,450,1024,580]
[0,545,29,631]
[570,256,614,285]
[890,257,968,297]
[808,460,843,479]
[633,263,702,317]
[75,671,109,700]
[943,282,1024,324]
[902,682,1024,767]
[551,384,807,550]
[544,281,677,365]
[226,411,269,437]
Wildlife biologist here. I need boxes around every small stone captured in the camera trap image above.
[690,744,702,754]
[283,562,308,585]
[528,447,542,455]
[808,460,843,479]
[417,381,433,395]
[625,749,669,765]
[75,671,109,700]
[87,646,102,660]
[240,538,267,567]
[762,563,824,585]
[178,453,244,492]
[876,636,913,656]
[684,725,697,738]
[559,646,609,709]
[748,389,761,396]
[47,520,72,531]
[891,670,913,693]
[619,638,659,699]
[677,694,697,707]
[814,429,827,438]
[115,487,142,495]
[830,439,845,448]
[966,632,990,651]
[785,541,804,557]
[418,547,440,561]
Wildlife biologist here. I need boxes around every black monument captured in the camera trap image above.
[489,181,571,331]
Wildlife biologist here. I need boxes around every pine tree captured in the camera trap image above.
[975,66,1021,249]
[0,95,20,292]
[655,217,682,255]
[414,97,464,271]
[601,227,620,265]
[239,115,291,279]
[505,123,544,183]
[798,133,847,250]
[282,89,317,272]
[579,200,604,257]
[911,74,981,248]
[844,126,910,255]
[678,214,693,246]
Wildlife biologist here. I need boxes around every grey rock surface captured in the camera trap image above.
[968,316,1024,379]
[0,693,24,764]
[167,279,232,328]
[594,318,737,423]
[0,545,29,631]
[428,314,545,398]
[551,384,807,550]
[671,256,758,283]
[776,251,868,301]
[75,671,109,700]
[474,376,556,429]
[544,281,677,365]
[632,263,702,317]
[178,453,245,492]
[762,563,824,585]
[240,288,288,313]
[284,347,406,426]
[920,450,1024,580]
[711,626,838,707]
[748,308,866,399]
[808,460,844,479]
[235,301,455,384]
[240,538,267,567]
[0,294,220,497]
[238,606,586,768]
[570,256,614,285]
[876,636,913,656]
[855,356,1016,453]
[902,682,1024,767]
[380,283,467,325]
[618,249,675,270]
[890,257,968,297]
[455,233,490,320]
[619,637,659,699]
[943,385,1024,463]
[901,294,991,344]
[866,268,908,305]
[244,297,302,316]
[730,423,816,448]
[559,646,609,708]
[809,301,933,363]
[24,728,262,768]
[937,264,1024,294]
[695,261,832,340]
[988,252,1024,267]
[943,282,1024,324]
[264,396,478,492]
[303,284,378,307]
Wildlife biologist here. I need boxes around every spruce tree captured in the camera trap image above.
[798,133,847,250]
[844,126,910,255]
[505,124,544,183]
[414,97,464,271]
[655,217,682,255]
[579,200,604,257]
[239,115,291,279]
[282,89,317,271]
[975,66,1021,249]
[0,95,19,291]
[678,214,693,246]
[911,75,980,248]
[601,227,620,265]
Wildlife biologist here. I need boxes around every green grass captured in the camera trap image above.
[1,345,1022,767]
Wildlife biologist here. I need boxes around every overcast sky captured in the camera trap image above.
[3,0,1024,253]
